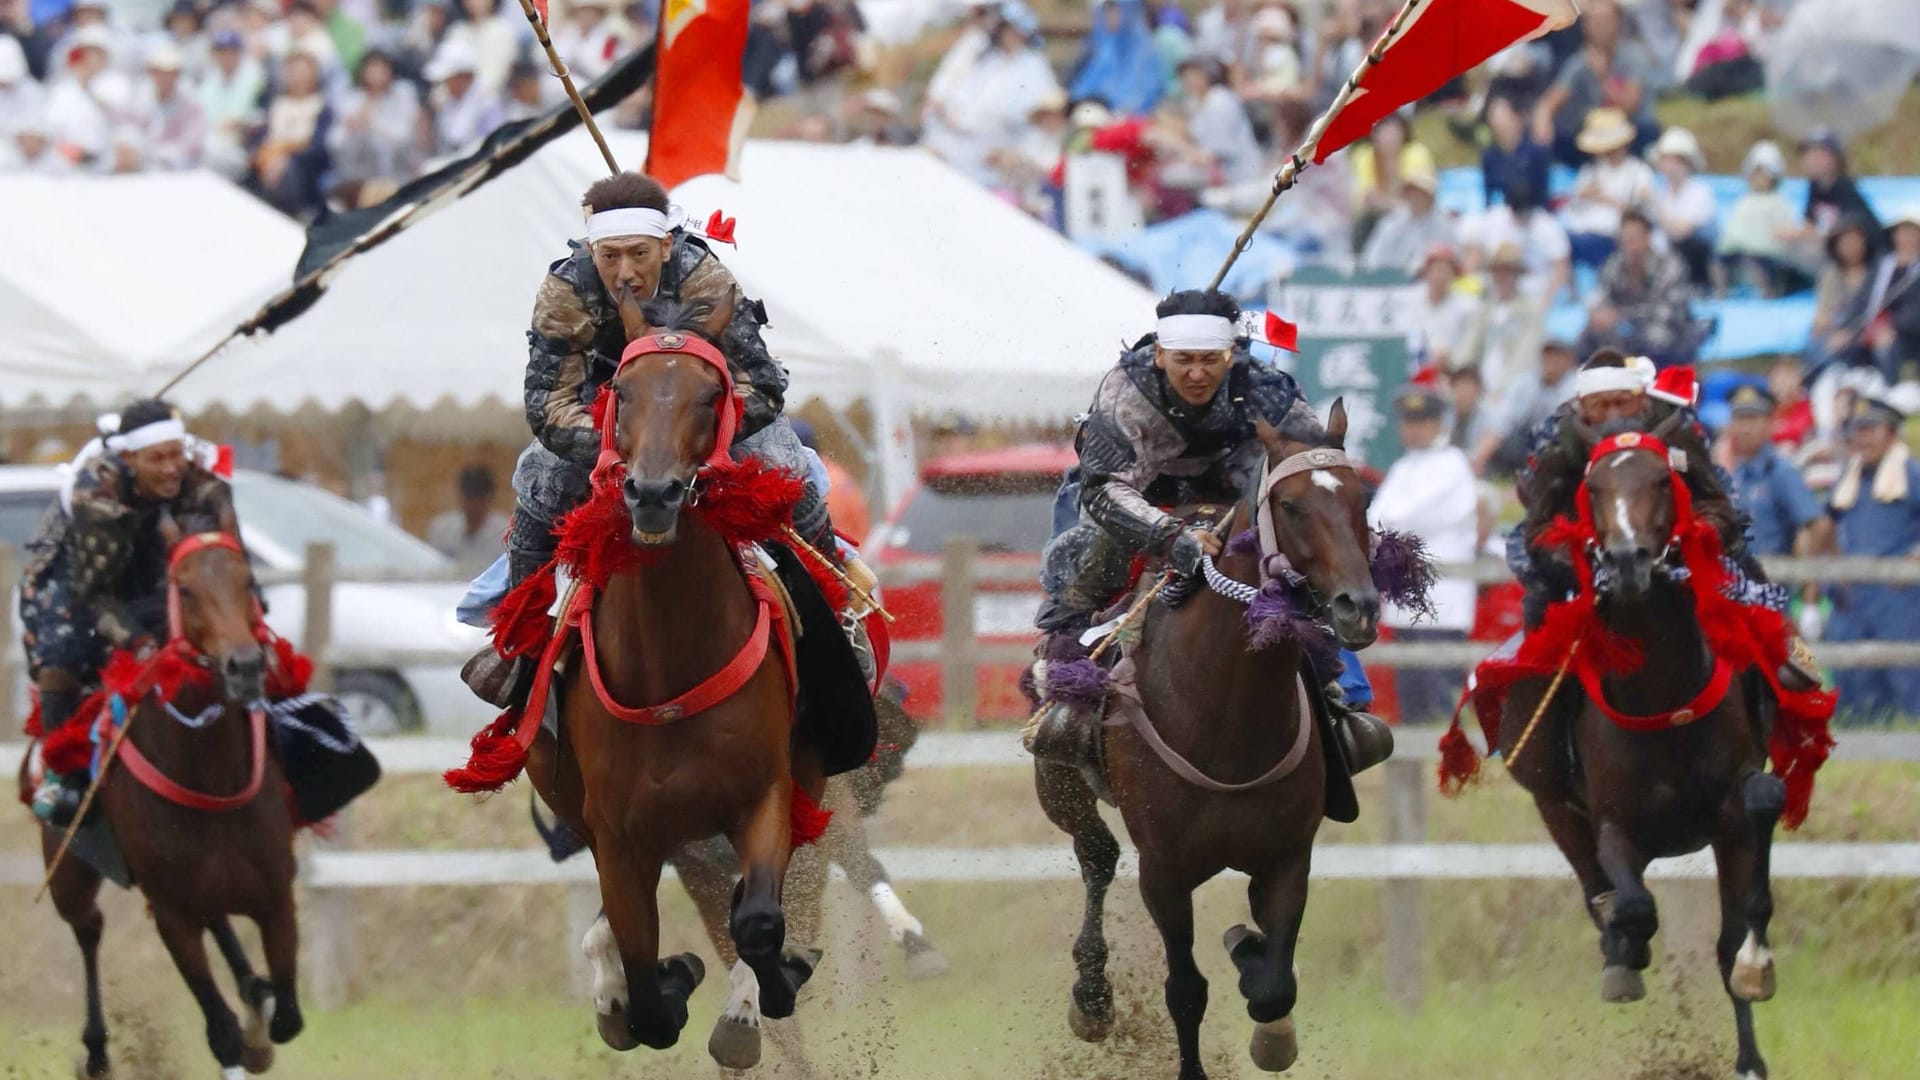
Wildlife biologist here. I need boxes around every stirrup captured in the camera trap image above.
[1335,709,1395,775]
[1780,634,1822,691]
[462,647,532,710]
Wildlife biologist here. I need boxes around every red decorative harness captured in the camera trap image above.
[102,532,273,812]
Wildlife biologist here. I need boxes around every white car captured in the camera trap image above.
[0,466,494,735]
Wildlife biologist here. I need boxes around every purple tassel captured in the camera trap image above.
[1045,658,1111,709]
[1245,579,1343,672]
[1371,528,1439,621]
[1226,528,1262,558]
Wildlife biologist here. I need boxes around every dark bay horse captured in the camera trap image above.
[39,517,303,1079]
[1036,403,1381,1080]
[523,318,824,1064]
[1501,426,1786,1080]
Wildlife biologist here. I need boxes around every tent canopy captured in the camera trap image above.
[179,135,1157,424]
[0,172,304,409]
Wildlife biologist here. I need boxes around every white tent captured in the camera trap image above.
[0,172,305,409]
[165,134,1154,425]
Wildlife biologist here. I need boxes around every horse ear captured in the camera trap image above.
[157,509,182,549]
[1325,398,1348,449]
[1254,415,1282,451]
[1649,407,1687,444]
[217,500,239,539]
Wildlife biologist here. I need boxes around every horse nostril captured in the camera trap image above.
[624,477,687,509]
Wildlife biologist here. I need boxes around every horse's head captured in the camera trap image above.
[1255,398,1380,648]
[158,507,265,703]
[605,299,740,546]
[1581,412,1687,604]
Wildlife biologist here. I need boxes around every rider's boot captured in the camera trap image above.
[1779,632,1822,692]
[462,513,554,710]
[1328,690,1395,775]
[30,686,87,828]
[1025,604,1106,771]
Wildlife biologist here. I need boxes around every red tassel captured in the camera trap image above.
[443,711,532,793]
[490,564,559,660]
[1264,311,1299,352]
[21,698,41,739]
[1436,717,1481,795]
[693,457,806,546]
[789,783,832,848]
[40,709,99,775]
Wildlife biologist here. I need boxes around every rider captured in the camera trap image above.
[1029,288,1394,775]
[20,401,238,826]
[1508,349,1819,685]
[464,169,874,706]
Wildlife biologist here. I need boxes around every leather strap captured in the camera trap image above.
[111,705,267,812]
[580,588,773,725]
[1255,447,1351,579]
[1105,656,1313,792]
[1575,650,1734,732]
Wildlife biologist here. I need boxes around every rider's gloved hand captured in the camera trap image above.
[1167,526,1222,578]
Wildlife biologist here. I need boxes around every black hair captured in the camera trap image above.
[457,464,495,500]
[1582,347,1628,368]
[288,0,320,17]
[1448,364,1483,385]
[356,48,395,82]
[582,171,670,215]
[1619,207,1655,233]
[1155,288,1240,322]
[1504,176,1541,214]
[639,297,719,343]
[118,399,178,434]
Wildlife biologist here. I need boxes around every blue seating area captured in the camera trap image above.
[1089,169,1920,365]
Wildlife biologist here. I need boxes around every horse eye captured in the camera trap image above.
[1280,499,1303,517]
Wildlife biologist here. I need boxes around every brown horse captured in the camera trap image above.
[1036,403,1380,1080]
[38,516,303,1079]
[524,319,824,1064]
[1500,426,1785,1080]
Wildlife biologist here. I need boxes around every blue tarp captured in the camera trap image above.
[1079,210,1297,299]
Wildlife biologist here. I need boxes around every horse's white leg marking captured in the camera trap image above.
[1310,472,1342,493]
[869,882,924,945]
[582,915,626,1016]
[222,1067,246,1080]
[1731,929,1776,1001]
[721,959,762,1026]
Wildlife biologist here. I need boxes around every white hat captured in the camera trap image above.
[1574,108,1635,155]
[1070,100,1112,129]
[146,41,184,72]
[0,36,25,84]
[1741,139,1786,178]
[66,24,116,57]
[424,39,478,81]
[1252,6,1294,39]
[1650,126,1703,170]
[859,87,902,116]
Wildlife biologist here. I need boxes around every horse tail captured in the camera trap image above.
[530,794,589,863]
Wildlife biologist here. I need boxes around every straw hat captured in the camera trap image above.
[1400,164,1439,196]
[1575,108,1636,155]
[1487,241,1527,272]
[1741,139,1786,179]
[1650,126,1703,171]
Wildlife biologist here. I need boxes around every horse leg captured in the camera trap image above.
[256,891,305,1046]
[1034,760,1119,1042]
[1225,856,1309,1073]
[1139,866,1210,1080]
[48,845,110,1080]
[1528,794,1627,970]
[672,840,743,965]
[1594,820,1658,1004]
[1721,771,1786,1080]
[727,778,819,1024]
[151,903,246,1078]
[210,918,275,1074]
[594,850,705,1052]
[833,809,949,979]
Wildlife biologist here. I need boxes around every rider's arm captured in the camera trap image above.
[524,273,605,465]
[1077,374,1183,552]
[63,472,147,648]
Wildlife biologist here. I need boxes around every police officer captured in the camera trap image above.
[1726,384,1822,558]
[1809,397,1920,724]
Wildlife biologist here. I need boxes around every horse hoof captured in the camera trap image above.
[1248,1015,1299,1073]
[903,936,951,981]
[73,1057,113,1080]
[708,1016,762,1071]
[1067,1000,1112,1043]
[1602,965,1646,1003]
[1223,923,1263,956]
[661,952,708,995]
[242,989,275,1071]
[241,1043,274,1075]
[597,1011,640,1053]
[1731,938,1776,1002]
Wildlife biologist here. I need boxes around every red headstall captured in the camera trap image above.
[595,332,742,482]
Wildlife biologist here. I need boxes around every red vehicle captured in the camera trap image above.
[870,444,1077,724]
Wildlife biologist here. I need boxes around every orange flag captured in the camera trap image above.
[646,0,754,190]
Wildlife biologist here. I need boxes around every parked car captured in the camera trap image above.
[868,444,1074,723]
[0,466,492,735]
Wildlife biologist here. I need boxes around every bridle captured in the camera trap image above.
[593,330,742,492]
[1196,445,1356,618]
[1577,432,1690,595]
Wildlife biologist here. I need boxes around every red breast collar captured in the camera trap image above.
[1574,651,1734,731]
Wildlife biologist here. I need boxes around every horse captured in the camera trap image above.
[1035,402,1382,1080]
[36,514,304,1079]
[1498,423,1788,1080]
[521,318,826,1064]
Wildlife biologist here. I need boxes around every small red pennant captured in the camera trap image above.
[213,444,234,478]
[1264,311,1299,352]
[532,0,548,22]
[705,210,738,246]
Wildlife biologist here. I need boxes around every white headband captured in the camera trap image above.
[1574,363,1651,399]
[587,206,670,243]
[107,418,187,453]
[1156,314,1236,351]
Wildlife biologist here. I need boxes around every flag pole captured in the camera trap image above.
[1206,0,1425,292]
[514,0,621,176]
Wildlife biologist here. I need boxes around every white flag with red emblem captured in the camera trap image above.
[1306,0,1578,165]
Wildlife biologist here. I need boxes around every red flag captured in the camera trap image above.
[531,0,548,23]
[1312,0,1577,165]
[646,0,754,190]
[1264,311,1299,353]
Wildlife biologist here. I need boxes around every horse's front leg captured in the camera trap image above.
[1035,759,1119,1042]
[726,773,821,1023]
[209,917,279,1073]
[1594,820,1658,1003]
[1225,852,1310,1073]
[1719,770,1786,1080]
[150,901,246,1077]
[591,848,704,1052]
[46,838,110,1079]
[254,888,305,1047]
[1139,860,1210,1080]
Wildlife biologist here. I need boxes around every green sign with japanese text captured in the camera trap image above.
[1265,267,1421,471]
